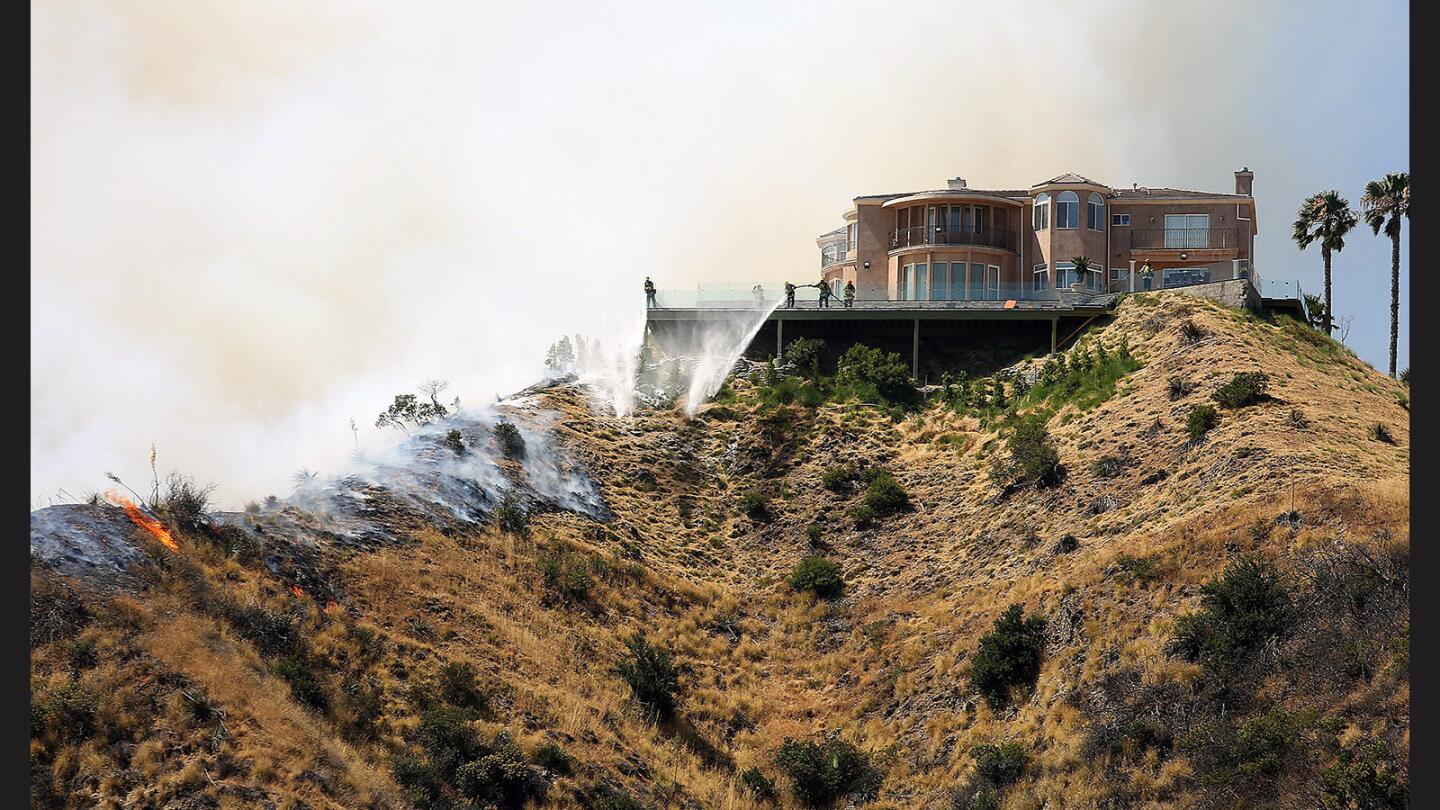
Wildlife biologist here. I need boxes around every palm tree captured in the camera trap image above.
[1071,256,1092,290]
[1292,191,1357,336]
[1361,172,1409,377]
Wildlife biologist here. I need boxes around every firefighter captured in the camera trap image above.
[843,280,856,308]
[817,278,833,308]
[752,283,765,308]
[783,281,796,308]
[644,277,657,308]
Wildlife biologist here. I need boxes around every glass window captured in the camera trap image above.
[1112,212,1130,226]
[1164,213,1210,247]
[1056,261,1078,288]
[969,263,986,301]
[899,265,910,301]
[1033,193,1049,231]
[1087,193,1105,230]
[973,206,985,234]
[1086,267,1104,291]
[1033,263,1049,293]
[1164,266,1212,288]
[1056,191,1079,229]
[847,223,857,252]
[950,263,965,300]
[987,266,1000,300]
[915,263,928,300]
[931,263,948,300]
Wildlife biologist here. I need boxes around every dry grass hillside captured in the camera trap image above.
[31,292,1409,809]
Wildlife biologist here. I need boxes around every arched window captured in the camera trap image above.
[1087,193,1105,230]
[1033,193,1050,231]
[1056,191,1079,229]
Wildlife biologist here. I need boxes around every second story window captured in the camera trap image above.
[1112,213,1130,226]
[1056,191,1079,229]
[847,223,857,253]
[1087,193,1105,230]
[821,244,837,267]
[1034,193,1050,231]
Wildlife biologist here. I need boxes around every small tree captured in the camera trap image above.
[493,421,526,458]
[783,337,826,380]
[788,556,843,598]
[991,414,1060,487]
[1212,372,1270,408]
[835,344,919,407]
[614,632,680,720]
[1187,404,1219,441]
[545,336,576,373]
[969,604,1046,708]
[774,736,880,807]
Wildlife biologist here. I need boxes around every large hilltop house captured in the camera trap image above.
[817,169,1257,301]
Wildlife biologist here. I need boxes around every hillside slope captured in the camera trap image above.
[30,292,1409,809]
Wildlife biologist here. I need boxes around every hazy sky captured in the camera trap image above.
[31,0,1409,507]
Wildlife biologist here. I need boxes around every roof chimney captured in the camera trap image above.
[1235,167,1254,196]
[947,177,967,189]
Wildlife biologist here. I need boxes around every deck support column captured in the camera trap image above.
[776,318,783,359]
[1050,317,1058,354]
[912,319,920,381]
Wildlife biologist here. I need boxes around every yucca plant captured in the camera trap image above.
[1292,191,1357,336]
[1361,172,1409,377]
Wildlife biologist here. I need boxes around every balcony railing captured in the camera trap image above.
[890,226,1017,252]
[820,251,852,269]
[1129,227,1240,250]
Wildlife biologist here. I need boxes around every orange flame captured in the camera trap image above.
[105,491,179,553]
[291,584,305,599]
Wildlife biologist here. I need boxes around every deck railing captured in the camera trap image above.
[889,226,1017,252]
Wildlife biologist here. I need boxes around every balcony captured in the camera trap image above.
[1129,227,1241,251]
[821,251,852,270]
[890,226,1017,253]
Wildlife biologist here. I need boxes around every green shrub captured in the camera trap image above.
[1321,742,1408,809]
[1212,371,1270,408]
[990,414,1060,488]
[494,420,526,458]
[821,463,861,494]
[1187,404,1219,441]
[435,661,487,713]
[835,344,920,408]
[848,504,875,529]
[737,488,773,522]
[274,654,327,712]
[161,473,216,531]
[738,767,777,800]
[494,493,529,535]
[788,556,843,598]
[1170,555,1292,682]
[971,742,1028,788]
[532,741,574,775]
[774,736,881,807]
[969,604,1045,708]
[443,429,465,455]
[783,337,825,379]
[455,733,543,807]
[804,523,824,546]
[861,469,910,515]
[537,545,595,601]
[614,632,680,719]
